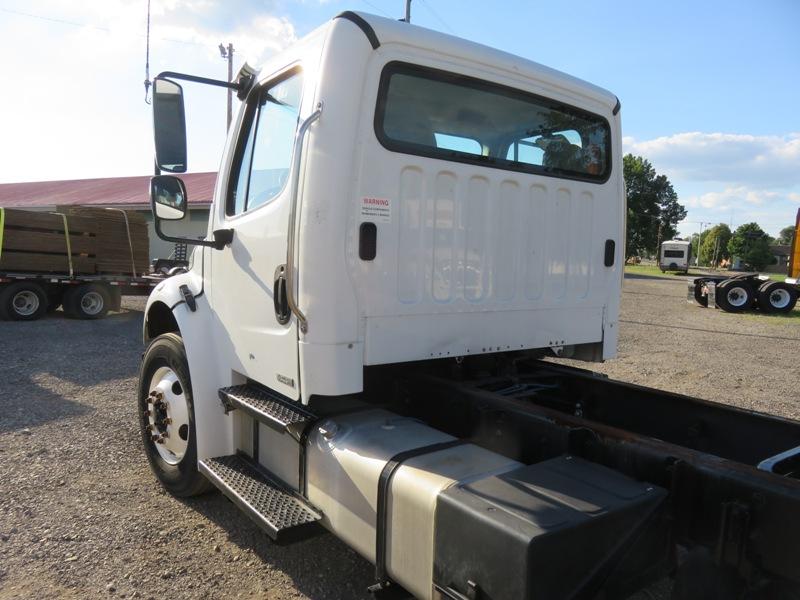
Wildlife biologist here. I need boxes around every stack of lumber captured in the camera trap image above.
[55,207,149,275]
[0,207,149,276]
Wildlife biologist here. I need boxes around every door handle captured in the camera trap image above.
[273,265,290,325]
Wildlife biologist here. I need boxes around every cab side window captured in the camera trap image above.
[228,71,304,215]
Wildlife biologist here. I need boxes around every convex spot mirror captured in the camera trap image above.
[153,78,188,173]
[151,175,188,221]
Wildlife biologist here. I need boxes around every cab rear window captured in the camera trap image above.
[374,62,611,183]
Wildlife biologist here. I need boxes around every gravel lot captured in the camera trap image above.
[1,274,798,599]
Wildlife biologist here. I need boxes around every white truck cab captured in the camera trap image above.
[139,12,635,600]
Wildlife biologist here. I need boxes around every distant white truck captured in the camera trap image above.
[138,11,800,600]
[660,239,692,273]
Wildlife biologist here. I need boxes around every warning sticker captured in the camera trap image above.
[360,197,392,223]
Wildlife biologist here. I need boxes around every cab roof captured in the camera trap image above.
[339,11,620,114]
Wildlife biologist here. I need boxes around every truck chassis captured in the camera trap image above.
[384,358,800,598]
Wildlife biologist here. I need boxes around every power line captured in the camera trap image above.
[358,0,393,18]
[0,7,207,47]
[418,0,456,35]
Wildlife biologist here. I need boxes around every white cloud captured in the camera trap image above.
[623,132,800,188]
[683,187,784,212]
[0,0,298,182]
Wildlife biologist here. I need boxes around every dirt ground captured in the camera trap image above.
[1,274,797,599]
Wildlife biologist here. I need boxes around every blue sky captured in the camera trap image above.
[1,0,798,237]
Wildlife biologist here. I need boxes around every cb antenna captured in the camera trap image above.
[143,0,152,104]
[403,0,412,23]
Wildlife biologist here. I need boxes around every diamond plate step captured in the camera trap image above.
[199,454,322,544]
[218,384,316,440]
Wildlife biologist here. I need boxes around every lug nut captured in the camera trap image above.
[146,424,154,432]
[151,434,160,442]
[156,437,166,444]
[164,418,172,425]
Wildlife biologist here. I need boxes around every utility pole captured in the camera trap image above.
[695,222,706,266]
[655,221,662,261]
[404,0,412,22]
[219,43,234,130]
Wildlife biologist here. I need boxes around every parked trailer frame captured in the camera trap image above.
[0,271,160,320]
[690,273,799,313]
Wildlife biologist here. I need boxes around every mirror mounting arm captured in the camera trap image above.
[156,71,246,93]
[150,203,233,251]
[152,214,222,250]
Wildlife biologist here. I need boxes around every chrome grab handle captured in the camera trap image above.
[285,102,322,334]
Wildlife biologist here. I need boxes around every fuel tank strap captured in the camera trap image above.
[370,439,468,592]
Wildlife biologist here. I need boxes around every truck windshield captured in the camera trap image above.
[375,62,611,182]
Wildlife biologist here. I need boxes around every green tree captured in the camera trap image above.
[623,154,687,258]
[699,224,732,265]
[727,223,773,271]
[777,225,796,245]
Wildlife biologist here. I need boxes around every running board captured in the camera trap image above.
[199,454,322,544]
[218,384,316,440]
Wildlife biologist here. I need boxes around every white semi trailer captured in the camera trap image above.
[139,12,800,599]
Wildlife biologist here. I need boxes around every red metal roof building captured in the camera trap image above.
[0,172,216,209]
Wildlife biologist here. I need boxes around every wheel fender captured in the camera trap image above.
[143,271,202,343]
[143,276,234,462]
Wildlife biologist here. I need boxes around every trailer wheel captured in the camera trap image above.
[757,281,798,314]
[138,333,211,497]
[715,280,755,312]
[63,283,111,319]
[693,282,709,307]
[0,282,48,321]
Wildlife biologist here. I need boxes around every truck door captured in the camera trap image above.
[210,69,304,400]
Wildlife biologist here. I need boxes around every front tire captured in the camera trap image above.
[138,332,211,497]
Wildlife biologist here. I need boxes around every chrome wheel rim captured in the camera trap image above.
[147,366,190,465]
[769,288,791,309]
[12,291,40,316]
[726,286,749,308]
[80,291,104,315]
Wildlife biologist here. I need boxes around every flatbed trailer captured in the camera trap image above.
[0,270,161,320]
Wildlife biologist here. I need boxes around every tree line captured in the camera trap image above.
[624,154,793,271]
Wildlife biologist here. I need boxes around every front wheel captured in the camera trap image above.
[138,332,211,497]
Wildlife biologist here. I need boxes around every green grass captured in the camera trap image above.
[624,264,792,282]
[765,272,792,282]
[740,308,800,322]
[624,264,697,278]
